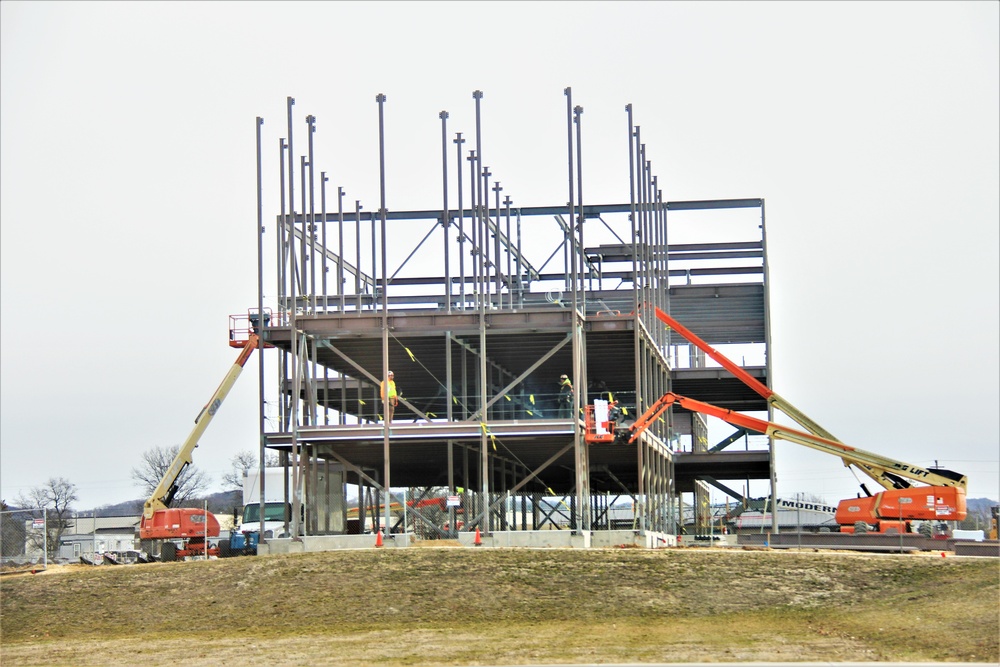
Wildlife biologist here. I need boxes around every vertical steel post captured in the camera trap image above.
[307,115,317,313]
[516,209,522,308]
[446,329,453,422]
[651,168,661,352]
[626,104,643,533]
[633,125,643,304]
[256,117,267,540]
[641,143,651,325]
[321,172,328,312]
[369,210,376,311]
[574,104,585,298]
[286,98,296,309]
[300,155,308,306]
[572,104,590,533]
[354,201,362,313]
[277,138,288,431]
[492,179,501,298]
[482,166,492,302]
[376,92,392,540]
[503,194,512,308]
[467,150,478,309]
[565,88,577,309]
[647,160,657,348]
[338,188,347,423]
[473,89,489,531]
[299,155,312,427]
[454,133,466,310]
[321,172,329,425]
[473,90,484,304]
[286,96,302,539]
[440,111,451,314]
[337,187,346,313]
[564,86,585,536]
[448,440,456,537]
[763,198,778,536]
[657,182,666,349]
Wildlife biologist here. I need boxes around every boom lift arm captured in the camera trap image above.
[651,306,962,493]
[142,333,261,521]
[616,391,966,492]
[588,390,967,530]
[653,306,837,440]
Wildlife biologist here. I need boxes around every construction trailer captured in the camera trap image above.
[243,91,774,549]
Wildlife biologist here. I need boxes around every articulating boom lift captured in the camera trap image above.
[139,312,266,561]
[584,306,967,534]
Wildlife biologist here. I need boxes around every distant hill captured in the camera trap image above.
[968,497,999,512]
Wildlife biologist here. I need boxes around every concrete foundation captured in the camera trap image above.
[257,529,680,553]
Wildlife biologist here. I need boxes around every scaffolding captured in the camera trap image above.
[244,90,774,548]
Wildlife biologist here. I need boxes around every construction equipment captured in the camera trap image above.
[585,306,967,535]
[139,311,267,561]
[586,390,966,534]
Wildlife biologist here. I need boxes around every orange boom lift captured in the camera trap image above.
[139,311,268,561]
[584,307,967,535]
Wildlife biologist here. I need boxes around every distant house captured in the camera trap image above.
[58,515,141,561]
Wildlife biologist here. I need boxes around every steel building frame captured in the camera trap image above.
[246,90,774,547]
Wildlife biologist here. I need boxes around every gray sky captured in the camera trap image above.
[2,1,997,511]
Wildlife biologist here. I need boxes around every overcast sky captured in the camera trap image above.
[2,2,997,511]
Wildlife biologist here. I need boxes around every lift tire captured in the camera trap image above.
[218,539,232,558]
[161,542,177,562]
[853,521,869,535]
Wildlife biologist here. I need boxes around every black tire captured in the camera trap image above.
[853,521,869,535]
[218,539,232,558]
[161,542,177,562]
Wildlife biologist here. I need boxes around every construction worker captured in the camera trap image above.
[380,371,398,423]
[558,373,574,418]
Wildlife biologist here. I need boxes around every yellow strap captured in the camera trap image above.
[480,422,497,451]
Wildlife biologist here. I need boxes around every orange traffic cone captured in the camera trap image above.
[474,527,482,546]
[375,530,383,548]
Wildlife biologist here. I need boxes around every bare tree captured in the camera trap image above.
[221,449,281,490]
[131,445,210,505]
[14,477,78,559]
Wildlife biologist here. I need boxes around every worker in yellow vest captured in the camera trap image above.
[380,370,398,423]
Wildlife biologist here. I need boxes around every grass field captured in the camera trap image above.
[1,547,997,666]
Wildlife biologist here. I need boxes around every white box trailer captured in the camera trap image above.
[236,464,347,542]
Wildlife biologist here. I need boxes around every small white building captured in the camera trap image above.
[58,515,140,561]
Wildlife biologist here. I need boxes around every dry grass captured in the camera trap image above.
[1,547,997,665]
